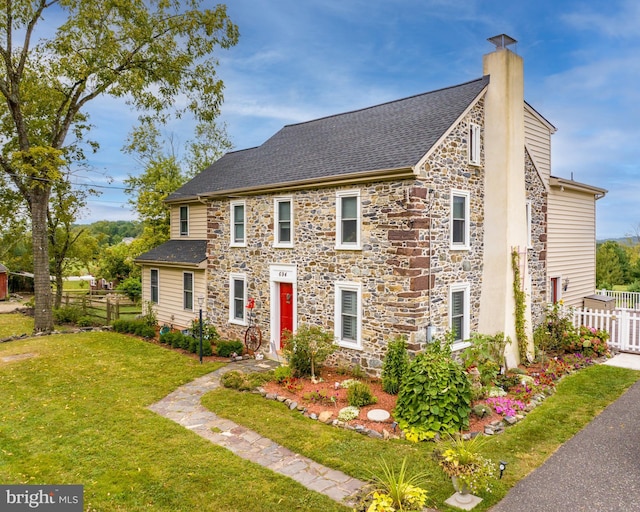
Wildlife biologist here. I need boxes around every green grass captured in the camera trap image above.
[0,332,348,511]
[0,313,33,337]
[203,364,640,511]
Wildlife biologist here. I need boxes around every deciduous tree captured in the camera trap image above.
[0,0,238,331]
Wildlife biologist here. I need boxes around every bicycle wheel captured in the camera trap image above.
[244,325,262,352]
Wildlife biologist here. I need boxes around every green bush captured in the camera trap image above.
[77,316,95,327]
[116,277,142,302]
[272,365,292,383]
[381,335,410,395]
[347,381,378,407]
[460,332,508,386]
[394,345,472,436]
[112,318,155,338]
[112,319,132,333]
[282,324,336,378]
[220,370,247,390]
[53,306,82,324]
[188,336,213,356]
[216,340,244,357]
[190,318,220,343]
[534,302,579,354]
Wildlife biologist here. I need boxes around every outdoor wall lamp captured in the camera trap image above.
[499,460,508,479]
[563,277,570,292]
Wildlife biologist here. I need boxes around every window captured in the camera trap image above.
[230,201,246,247]
[274,197,293,247]
[450,283,470,348]
[179,205,189,236]
[526,201,532,248]
[336,190,361,249]
[450,190,470,250]
[334,282,362,349]
[183,272,193,311]
[469,123,481,165]
[229,273,247,325]
[150,269,159,304]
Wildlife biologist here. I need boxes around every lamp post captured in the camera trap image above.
[197,295,204,364]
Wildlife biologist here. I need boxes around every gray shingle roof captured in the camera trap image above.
[167,76,489,201]
[0,263,6,273]
[134,240,207,266]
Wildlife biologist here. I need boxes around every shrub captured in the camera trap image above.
[113,318,155,338]
[381,335,410,395]
[216,340,244,357]
[272,365,292,383]
[188,336,213,356]
[394,343,472,436]
[191,317,220,343]
[282,324,336,378]
[347,381,377,407]
[116,277,142,302]
[337,406,360,421]
[220,370,248,390]
[112,319,132,333]
[77,316,95,328]
[471,403,492,418]
[53,306,82,324]
[460,332,508,386]
[534,302,579,354]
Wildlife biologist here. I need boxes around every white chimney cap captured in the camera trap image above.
[488,34,517,50]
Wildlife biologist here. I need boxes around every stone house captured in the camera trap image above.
[136,35,605,373]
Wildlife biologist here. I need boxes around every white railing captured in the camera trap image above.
[596,289,640,310]
[572,307,640,353]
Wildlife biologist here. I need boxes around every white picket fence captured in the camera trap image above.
[595,289,640,310]
[571,307,640,353]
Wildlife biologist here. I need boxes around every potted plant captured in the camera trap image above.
[435,435,496,497]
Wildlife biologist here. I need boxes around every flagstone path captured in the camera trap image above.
[148,359,367,506]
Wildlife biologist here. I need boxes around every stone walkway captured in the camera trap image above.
[148,359,367,506]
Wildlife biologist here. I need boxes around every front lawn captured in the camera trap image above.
[202,363,640,510]
[0,332,349,511]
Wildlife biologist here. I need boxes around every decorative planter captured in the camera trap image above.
[445,476,483,510]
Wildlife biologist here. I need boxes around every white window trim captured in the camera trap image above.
[229,273,247,326]
[450,282,471,351]
[150,268,159,304]
[273,196,294,248]
[179,205,189,237]
[469,122,481,166]
[230,200,246,247]
[526,200,532,249]
[336,190,361,250]
[334,281,362,350]
[183,271,194,311]
[450,189,470,251]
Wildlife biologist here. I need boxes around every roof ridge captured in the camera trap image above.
[281,76,489,129]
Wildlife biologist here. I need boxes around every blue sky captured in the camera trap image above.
[79,0,640,240]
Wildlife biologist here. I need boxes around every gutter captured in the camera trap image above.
[167,166,415,204]
[549,176,607,200]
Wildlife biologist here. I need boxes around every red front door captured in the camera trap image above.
[279,282,294,348]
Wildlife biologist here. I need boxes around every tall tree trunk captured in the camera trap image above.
[30,188,54,333]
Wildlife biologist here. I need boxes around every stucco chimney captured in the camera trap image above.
[478,35,532,367]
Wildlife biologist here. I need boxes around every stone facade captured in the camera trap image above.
[204,103,489,375]
[525,148,548,327]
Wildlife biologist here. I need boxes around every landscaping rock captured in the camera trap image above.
[367,409,391,422]
[289,401,298,410]
[318,411,333,424]
[265,393,277,400]
[309,413,318,420]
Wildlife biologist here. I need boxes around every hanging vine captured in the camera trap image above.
[511,248,529,362]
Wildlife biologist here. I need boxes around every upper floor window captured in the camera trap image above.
[274,197,293,247]
[450,189,470,250]
[334,281,362,350]
[230,200,246,247]
[450,282,470,349]
[469,123,481,165]
[179,205,189,236]
[150,269,159,304]
[183,272,194,311]
[229,273,247,325]
[336,190,361,250]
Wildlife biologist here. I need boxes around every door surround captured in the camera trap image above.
[269,264,297,352]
